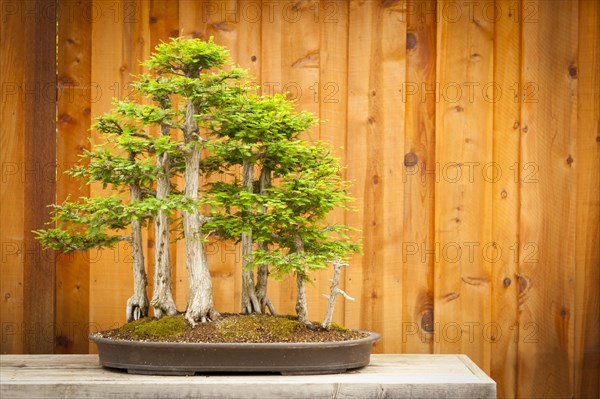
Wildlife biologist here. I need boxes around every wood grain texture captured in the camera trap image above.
[0,0,26,355]
[345,0,406,354]
[1,2,599,397]
[490,0,521,396]
[318,0,349,327]
[434,0,494,373]
[88,0,145,351]
[21,0,57,354]
[517,1,578,397]
[0,354,496,399]
[402,0,436,354]
[56,0,92,355]
[575,0,600,397]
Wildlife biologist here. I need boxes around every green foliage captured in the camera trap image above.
[144,37,230,76]
[36,37,360,314]
[201,89,360,280]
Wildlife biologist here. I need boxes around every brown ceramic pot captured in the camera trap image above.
[90,331,380,376]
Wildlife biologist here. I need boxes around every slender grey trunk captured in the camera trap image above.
[241,160,261,313]
[294,237,310,325]
[126,182,149,322]
[150,100,177,319]
[321,259,353,329]
[183,98,219,325]
[255,166,275,314]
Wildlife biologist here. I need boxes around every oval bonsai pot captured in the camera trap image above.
[90,331,380,375]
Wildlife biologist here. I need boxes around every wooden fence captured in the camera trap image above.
[0,1,598,398]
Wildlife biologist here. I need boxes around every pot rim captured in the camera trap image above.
[90,330,380,349]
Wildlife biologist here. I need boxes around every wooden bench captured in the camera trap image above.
[0,354,496,398]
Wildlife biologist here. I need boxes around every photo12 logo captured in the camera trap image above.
[402,161,539,185]
[402,241,539,264]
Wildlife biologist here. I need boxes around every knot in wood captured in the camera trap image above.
[406,32,417,50]
[404,152,418,167]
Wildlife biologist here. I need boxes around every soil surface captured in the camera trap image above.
[95,313,368,343]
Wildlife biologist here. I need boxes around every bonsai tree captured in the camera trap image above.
[202,93,359,323]
[36,37,359,328]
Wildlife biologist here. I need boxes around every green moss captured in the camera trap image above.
[329,322,349,332]
[121,315,188,339]
[215,314,303,341]
[120,317,152,334]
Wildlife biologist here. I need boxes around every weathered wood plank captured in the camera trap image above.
[434,0,494,373]
[0,354,495,399]
[517,1,578,397]
[402,0,436,354]
[575,0,600,398]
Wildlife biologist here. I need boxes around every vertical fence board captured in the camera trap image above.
[345,0,376,335]
[345,0,406,353]
[402,0,436,354]
[434,0,494,373]
[490,0,521,396]
[318,0,349,326]
[575,0,600,397]
[88,0,134,351]
[379,0,407,354]
[0,0,26,355]
[56,0,92,354]
[21,0,57,354]
[518,1,579,397]
[1,3,599,397]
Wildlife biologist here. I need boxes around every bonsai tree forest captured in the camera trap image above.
[36,38,359,329]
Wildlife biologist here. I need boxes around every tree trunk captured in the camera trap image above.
[126,182,149,322]
[294,237,310,325]
[183,98,219,325]
[241,160,261,313]
[150,102,177,319]
[255,166,275,314]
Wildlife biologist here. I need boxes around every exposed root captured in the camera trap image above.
[126,294,149,322]
[151,296,177,320]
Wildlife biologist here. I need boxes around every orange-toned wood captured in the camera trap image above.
[0,0,26,355]
[434,0,494,373]
[402,0,436,355]
[517,1,579,397]
[56,0,92,354]
[318,0,349,327]
[575,0,600,398]
[344,0,406,353]
[88,0,149,352]
[489,0,521,396]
